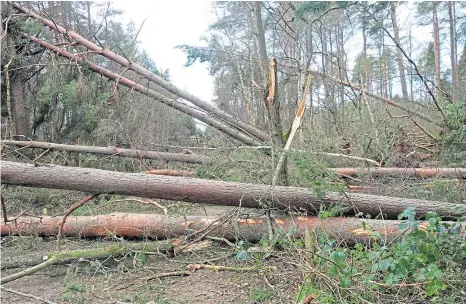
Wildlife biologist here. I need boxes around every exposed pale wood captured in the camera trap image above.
[2,161,465,219]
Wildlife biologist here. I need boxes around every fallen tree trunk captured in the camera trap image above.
[1,140,210,164]
[25,35,261,146]
[13,3,270,144]
[2,161,465,219]
[331,167,466,179]
[3,213,463,245]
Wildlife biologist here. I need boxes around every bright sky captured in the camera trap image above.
[111,2,459,103]
[113,0,216,102]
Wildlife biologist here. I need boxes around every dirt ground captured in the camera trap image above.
[2,236,301,304]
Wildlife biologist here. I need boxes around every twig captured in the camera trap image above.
[1,256,58,284]
[411,118,439,141]
[0,286,58,304]
[205,236,236,248]
[186,263,277,272]
[369,280,428,287]
[57,194,98,251]
[175,214,234,254]
[32,148,50,162]
[143,271,190,283]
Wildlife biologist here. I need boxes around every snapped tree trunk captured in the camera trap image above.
[2,161,465,219]
[3,213,464,245]
[1,140,211,164]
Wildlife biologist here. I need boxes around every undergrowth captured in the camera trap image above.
[290,208,466,303]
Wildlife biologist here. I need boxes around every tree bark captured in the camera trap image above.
[448,2,459,102]
[3,213,464,246]
[26,35,261,146]
[1,140,211,164]
[12,3,270,144]
[253,1,269,81]
[331,167,466,179]
[433,3,441,102]
[6,32,29,138]
[2,161,465,219]
[390,3,409,100]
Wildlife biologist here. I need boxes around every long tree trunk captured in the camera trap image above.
[253,1,269,82]
[1,140,211,164]
[448,2,459,102]
[253,2,287,184]
[27,35,261,146]
[433,3,441,102]
[331,167,466,179]
[12,3,270,144]
[390,2,409,100]
[2,161,465,219]
[3,213,462,245]
[7,32,29,138]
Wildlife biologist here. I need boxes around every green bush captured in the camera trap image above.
[295,208,466,303]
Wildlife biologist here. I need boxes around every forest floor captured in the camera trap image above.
[1,200,301,304]
[1,176,465,304]
[2,235,299,303]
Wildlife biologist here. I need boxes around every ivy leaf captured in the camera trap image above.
[398,207,416,221]
[425,279,447,296]
[384,273,394,286]
[379,258,393,271]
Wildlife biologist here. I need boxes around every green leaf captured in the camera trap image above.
[384,273,394,286]
[398,207,416,221]
[410,230,427,240]
[379,258,393,271]
[235,250,249,261]
[340,275,352,288]
[425,279,447,296]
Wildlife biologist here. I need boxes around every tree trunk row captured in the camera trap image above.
[2,161,465,219]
